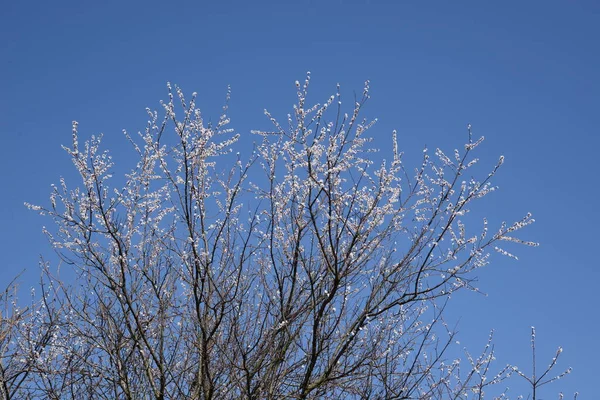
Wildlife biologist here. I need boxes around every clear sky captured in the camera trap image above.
[1,1,597,397]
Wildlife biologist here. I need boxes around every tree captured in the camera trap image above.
[14,74,573,399]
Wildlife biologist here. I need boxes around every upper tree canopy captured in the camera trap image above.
[3,76,572,400]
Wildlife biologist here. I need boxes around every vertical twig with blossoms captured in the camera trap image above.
[18,74,573,399]
[511,327,576,400]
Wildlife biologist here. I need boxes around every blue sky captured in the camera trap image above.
[1,1,597,397]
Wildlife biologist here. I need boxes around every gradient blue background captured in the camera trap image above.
[1,1,597,397]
